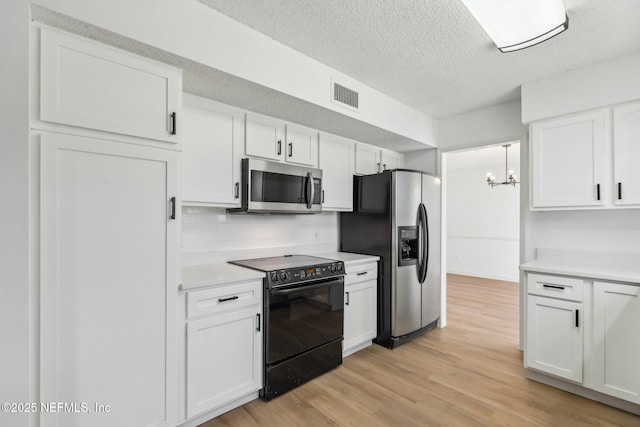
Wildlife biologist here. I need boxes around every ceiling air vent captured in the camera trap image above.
[332,81,359,111]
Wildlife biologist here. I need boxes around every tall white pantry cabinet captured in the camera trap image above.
[34,25,181,427]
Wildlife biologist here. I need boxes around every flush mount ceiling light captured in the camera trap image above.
[460,0,569,53]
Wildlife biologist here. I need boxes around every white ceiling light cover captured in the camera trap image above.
[460,0,568,52]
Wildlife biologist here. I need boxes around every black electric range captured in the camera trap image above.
[230,255,345,400]
[230,254,344,287]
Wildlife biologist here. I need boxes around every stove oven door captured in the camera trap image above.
[266,276,344,365]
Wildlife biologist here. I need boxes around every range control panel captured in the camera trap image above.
[267,262,344,286]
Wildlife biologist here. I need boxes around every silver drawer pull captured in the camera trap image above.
[542,284,565,290]
[356,272,368,276]
[218,296,239,303]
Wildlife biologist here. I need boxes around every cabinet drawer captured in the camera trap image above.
[187,280,262,319]
[527,273,583,302]
[345,262,378,286]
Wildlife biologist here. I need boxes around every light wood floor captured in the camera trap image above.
[203,274,640,426]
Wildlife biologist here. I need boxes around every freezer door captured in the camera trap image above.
[391,171,422,336]
[421,174,442,327]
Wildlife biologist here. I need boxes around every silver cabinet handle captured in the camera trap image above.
[356,271,368,276]
[345,292,350,306]
[234,182,239,199]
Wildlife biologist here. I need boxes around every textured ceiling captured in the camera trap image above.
[198,0,640,119]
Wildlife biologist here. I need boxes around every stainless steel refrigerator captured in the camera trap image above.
[339,169,441,348]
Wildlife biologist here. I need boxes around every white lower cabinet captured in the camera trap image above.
[39,132,178,427]
[526,295,583,383]
[525,272,640,407]
[185,280,263,419]
[343,262,377,357]
[590,281,640,404]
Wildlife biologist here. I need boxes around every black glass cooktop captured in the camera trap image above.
[230,255,338,272]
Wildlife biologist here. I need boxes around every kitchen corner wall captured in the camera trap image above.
[181,207,339,266]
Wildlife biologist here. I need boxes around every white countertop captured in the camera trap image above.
[318,251,380,265]
[181,252,379,291]
[181,262,265,291]
[520,249,640,284]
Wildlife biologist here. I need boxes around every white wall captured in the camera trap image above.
[522,50,640,123]
[33,0,438,148]
[403,148,439,175]
[439,100,525,152]
[181,208,339,266]
[446,151,520,282]
[0,2,31,427]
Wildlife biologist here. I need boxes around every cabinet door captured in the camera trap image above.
[186,306,262,418]
[613,102,640,206]
[182,95,242,206]
[319,134,354,211]
[591,282,640,404]
[526,296,583,382]
[285,124,318,167]
[355,143,380,175]
[40,133,178,427]
[344,279,377,356]
[380,149,403,171]
[245,113,284,161]
[530,111,607,209]
[40,27,181,144]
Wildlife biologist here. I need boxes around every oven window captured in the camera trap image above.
[267,280,344,364]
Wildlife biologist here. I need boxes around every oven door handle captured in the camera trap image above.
[271,279,342,295]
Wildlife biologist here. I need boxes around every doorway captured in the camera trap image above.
[440,142,521,327]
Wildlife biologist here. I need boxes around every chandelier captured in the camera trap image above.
[486,144,519,187]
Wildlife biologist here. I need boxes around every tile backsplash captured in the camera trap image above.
[182,207,339,266]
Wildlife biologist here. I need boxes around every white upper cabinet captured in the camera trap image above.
[285,123,318,166]
[613,102,640,206]
[380,149,404,171]
[39,26,181,145]
[245,113,285,161]
[245,113,318,167]
[319,134,354,211]
[355,143,381,175]
[182,95,243,207]
[531,110,607,209]
[355,143,403,175]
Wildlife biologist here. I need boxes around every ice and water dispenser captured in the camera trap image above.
[398,226,419,266]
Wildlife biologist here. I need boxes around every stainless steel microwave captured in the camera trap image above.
[227,158,322,214]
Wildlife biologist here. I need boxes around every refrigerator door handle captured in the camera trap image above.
[418,202,429,284]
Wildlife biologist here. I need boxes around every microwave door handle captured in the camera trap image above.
[306,172,314,209]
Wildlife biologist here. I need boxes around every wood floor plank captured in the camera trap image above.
[201,273,640,426]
